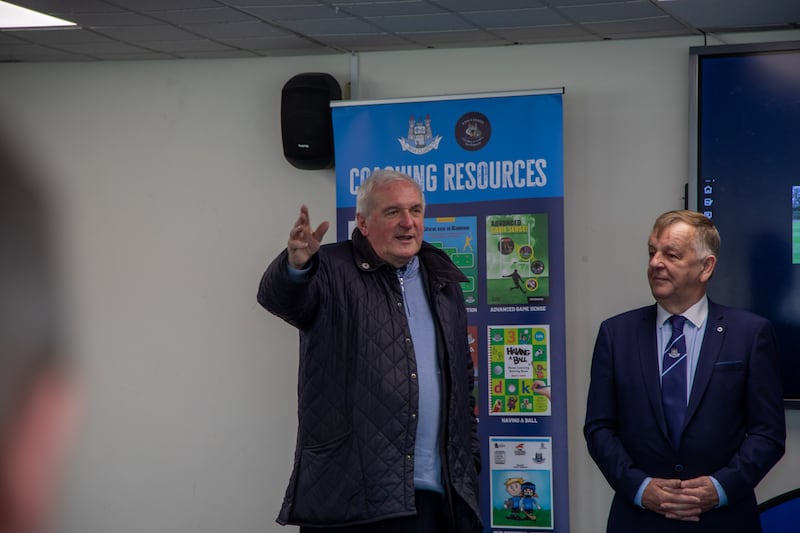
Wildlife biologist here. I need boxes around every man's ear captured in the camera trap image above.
[700,254,717,282]
[356,213,368,236]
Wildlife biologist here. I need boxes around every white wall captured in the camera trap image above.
[1,30,799,533]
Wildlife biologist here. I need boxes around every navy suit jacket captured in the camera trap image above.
[584,299,785,532]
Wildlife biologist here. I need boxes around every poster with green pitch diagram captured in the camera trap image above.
[486,213,549,305]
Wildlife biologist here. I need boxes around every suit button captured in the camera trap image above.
[411,373,417,380]
[674,464,684,472]
[411,413,417,420]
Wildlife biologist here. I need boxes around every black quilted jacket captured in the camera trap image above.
[258,230,482,530]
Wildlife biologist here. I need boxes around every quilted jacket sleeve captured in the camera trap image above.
[467,349,481,474]
[257,249,321,330]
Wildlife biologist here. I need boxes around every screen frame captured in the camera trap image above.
[689,40,800,410]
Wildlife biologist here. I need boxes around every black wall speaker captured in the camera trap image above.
[281,73,342,170]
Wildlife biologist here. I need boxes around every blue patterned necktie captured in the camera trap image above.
[662,315,688,447]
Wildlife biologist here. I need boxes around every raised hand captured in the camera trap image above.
[287,205,329,269]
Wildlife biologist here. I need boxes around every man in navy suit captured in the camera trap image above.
[584,210,785,532]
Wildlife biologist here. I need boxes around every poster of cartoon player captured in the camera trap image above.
[486,213,549,305]
[490,436,554,530]
[425,216,478,306]
[488,325,551,416]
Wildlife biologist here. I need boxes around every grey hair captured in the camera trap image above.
[355,169,425,219]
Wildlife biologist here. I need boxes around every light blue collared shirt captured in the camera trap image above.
[635,296,728,508]
[397,256,444,494]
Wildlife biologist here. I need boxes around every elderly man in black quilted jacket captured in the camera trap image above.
[258,169,482,533]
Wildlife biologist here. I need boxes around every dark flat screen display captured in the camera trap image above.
[693,42,800,406]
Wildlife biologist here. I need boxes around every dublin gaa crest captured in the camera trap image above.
[398,114,442,155]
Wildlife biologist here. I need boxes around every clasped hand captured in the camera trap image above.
[642,476,719,522]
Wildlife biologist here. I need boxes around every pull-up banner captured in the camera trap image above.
[332,89,568,533]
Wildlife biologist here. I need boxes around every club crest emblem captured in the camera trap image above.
[455,111,491,151]
[398,114,442,155]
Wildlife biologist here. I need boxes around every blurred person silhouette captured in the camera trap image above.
[0,128,78,533]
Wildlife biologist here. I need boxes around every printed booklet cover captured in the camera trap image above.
[488,325,551,416]
[486,213,549,305]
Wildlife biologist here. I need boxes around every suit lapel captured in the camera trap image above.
[686,301,726,425]
[638,306,669,438]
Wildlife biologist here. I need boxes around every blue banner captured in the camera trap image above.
[333,92,563,207]
[332,89,568,533]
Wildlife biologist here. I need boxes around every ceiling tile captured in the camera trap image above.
[54,12,162,26]
[320,32,420,50]
[4,27,117,44]
[0,43,89,61]
[182,21,290,39]
[140,39,238,53]
[461,8,570,29]
[255,45,340,56]
[221,35,324,50]
[402,29,501,43]
[238,5,338,20]
[658,0,800,29]
[497,25,597,43]
[176,49,258,58]
[91,24,202,41]
[281,16,382,35]
[434,0,547,9]
[337,1,445,17]
[367,13,476,33]
[546,0,641,6]
[14,0,127,14]
[1,0,796,62]
[225,0,323,5]
[331,0,420,4]
[151,8,259,25]
[87,51,175,60]
[109,0,220,10]
[0,32,28,44]
[586,16,693,37]
[56,40,158,55]
[560,2,666,24]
